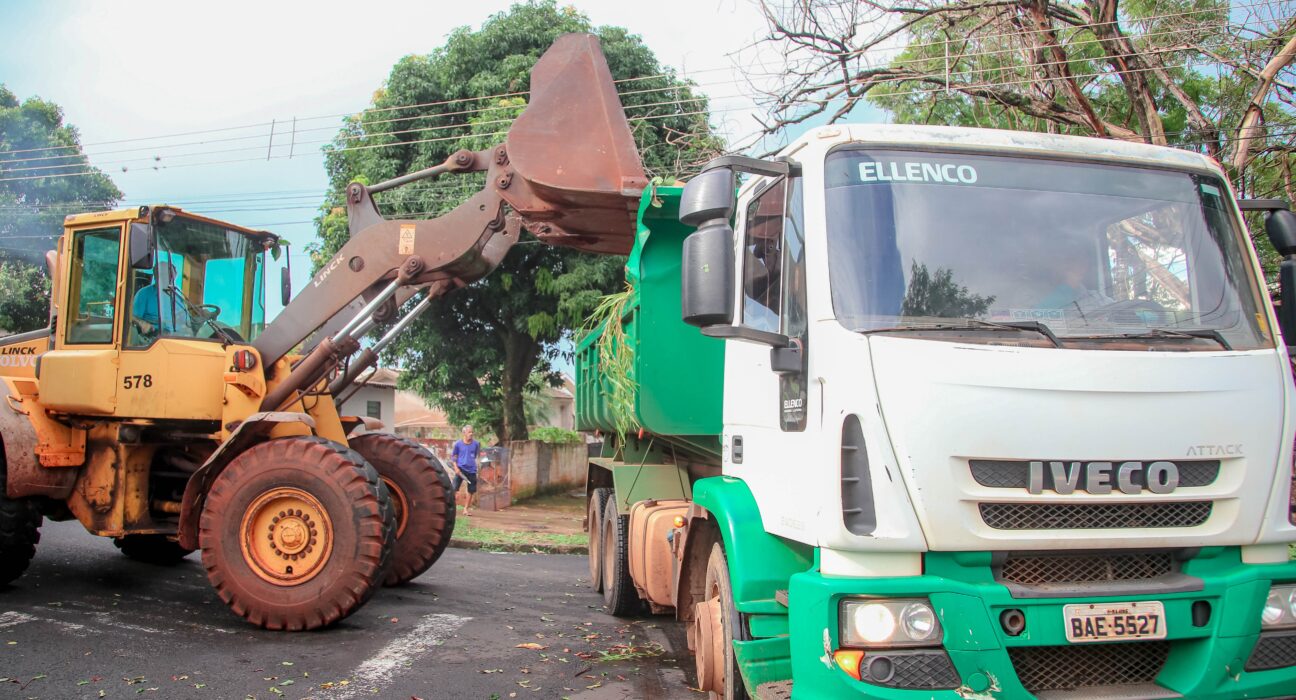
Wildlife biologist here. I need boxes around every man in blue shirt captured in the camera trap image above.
[451,424,481,515]
[131,261,193,339]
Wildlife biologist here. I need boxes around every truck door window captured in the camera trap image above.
[66,227,122,345]
[742,177,788,333]
[782,177,807,339]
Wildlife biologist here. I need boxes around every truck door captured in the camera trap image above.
[722,175,817,542]
[40,224,124,414]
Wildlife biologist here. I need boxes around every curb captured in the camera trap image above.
[449,538,588,555]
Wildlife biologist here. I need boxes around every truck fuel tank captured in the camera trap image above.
[627,499,691,610]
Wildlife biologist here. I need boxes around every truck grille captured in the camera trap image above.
[980,502,1211,530]
[969,460,1220,489]
[1009,642,1168,692]
[1000,552,1174,586]
[1246,631,1296,671]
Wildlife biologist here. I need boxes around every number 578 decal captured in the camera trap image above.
[122,374,154,390]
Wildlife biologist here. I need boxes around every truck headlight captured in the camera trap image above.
[1261,584,1296,629]
[840,598,942,648]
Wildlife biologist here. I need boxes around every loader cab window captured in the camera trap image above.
[66,227,123,345]
[126,216,268,347]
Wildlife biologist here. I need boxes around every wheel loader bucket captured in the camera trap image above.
[502,33,649,255]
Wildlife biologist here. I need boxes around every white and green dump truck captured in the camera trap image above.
[577,123,1296,698]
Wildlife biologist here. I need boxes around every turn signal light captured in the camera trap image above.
[832,649,865,681]
[233,350,258,371]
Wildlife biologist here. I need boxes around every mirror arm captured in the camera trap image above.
[701,324,790,347]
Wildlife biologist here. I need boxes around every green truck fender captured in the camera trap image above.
[677,476,814,624]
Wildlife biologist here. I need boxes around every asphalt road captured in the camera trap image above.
[0,520,698,700]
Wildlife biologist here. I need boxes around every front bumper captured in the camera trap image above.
[782,547,1296,699]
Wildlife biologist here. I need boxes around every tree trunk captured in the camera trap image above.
[499,329,539,442]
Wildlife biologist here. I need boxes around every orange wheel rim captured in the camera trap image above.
[240,487,333,586]
[382,476,409,539]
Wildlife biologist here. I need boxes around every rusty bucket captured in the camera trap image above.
[502,33,649,255]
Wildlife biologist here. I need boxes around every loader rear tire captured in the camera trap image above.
[601,497,640,617]
[348,433,455,586]
[587,487,611,592]
[113,535,193,564]
[0,494,41,587]
[199,437,394,630]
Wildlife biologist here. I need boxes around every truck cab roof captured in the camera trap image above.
[780,123,1220,175]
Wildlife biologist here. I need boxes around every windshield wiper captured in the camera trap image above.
[1077,327,1233,350]
[863,318,1063,348]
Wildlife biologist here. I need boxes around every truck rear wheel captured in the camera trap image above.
[198,437,394,630]
[601,497,640,616]
[587,487,611,592]
[113,535,193,564]
[695,543,749,700]
[348,433,455,586]
[0,489,41,586]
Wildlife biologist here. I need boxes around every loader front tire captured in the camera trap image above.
[199,437,394,630]
[113,535,193,564]
[348,433,455,586]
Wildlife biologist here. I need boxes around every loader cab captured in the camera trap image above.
[42,207,276,419]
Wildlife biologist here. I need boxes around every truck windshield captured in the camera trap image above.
[126,216,267,346]
[825,148,1272,350]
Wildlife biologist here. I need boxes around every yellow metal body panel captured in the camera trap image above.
[117,339,227,420]
[38,349,119,414]
[64,425,160,537]
[0,333,47,380]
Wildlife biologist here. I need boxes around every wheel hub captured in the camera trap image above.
[240,487,333,586]
[382,476,409,539]
[693,597,725,694]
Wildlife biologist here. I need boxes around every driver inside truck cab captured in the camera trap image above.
[130,260,193,341]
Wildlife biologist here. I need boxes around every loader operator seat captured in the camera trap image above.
[131,261,195,340]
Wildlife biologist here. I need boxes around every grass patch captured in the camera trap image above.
[514,490,587,514]
[452,520,586,550]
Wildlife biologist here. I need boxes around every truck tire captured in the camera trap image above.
[113,535,193,564]
[697,543,750,700]
[587,487,611,592]
[0,486,41,586]
[348,433,456,586]
[198,437,395,630]
[601,498,640,617]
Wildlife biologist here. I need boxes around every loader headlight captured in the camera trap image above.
[1261,584,1296,629]
[840,598,942,648]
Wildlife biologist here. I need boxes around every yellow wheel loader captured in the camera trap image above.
[0,33,646,630]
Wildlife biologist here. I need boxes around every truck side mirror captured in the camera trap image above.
[680,168,737,328]
[1266,209,1296,346]
[128,223,155,270]
[1267,209,1296,256]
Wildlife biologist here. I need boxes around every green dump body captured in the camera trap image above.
[575,186,725,458]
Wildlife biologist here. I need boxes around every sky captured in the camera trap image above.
[0,0,878,369]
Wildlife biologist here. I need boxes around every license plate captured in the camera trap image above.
[1063,601,1166,643]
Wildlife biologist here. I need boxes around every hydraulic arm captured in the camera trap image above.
[251,33,648,411]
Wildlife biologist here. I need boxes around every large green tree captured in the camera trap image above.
[0,85,120,333]
[312,1,721,441]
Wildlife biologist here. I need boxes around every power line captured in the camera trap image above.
[0,0,1286,165]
